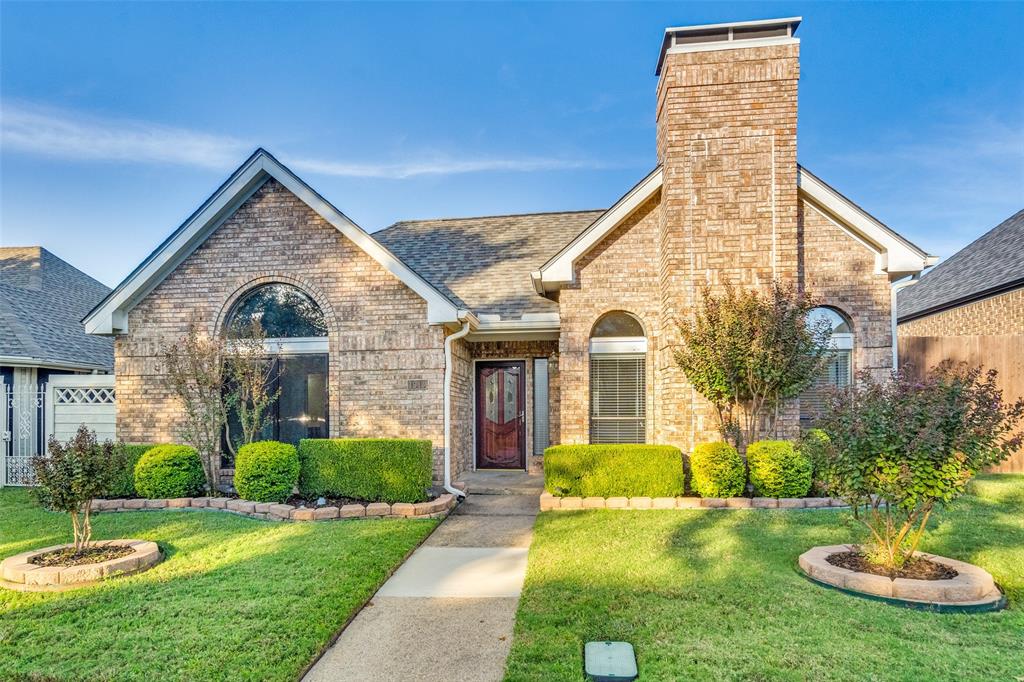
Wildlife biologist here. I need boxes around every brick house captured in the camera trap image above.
[898,208,1023,472]
[85,18,935,490]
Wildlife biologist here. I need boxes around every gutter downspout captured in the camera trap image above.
[443,314,473,498]
[890,275,920,371]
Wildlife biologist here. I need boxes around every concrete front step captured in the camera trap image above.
[460,470,544,496]
[454,495,540,517]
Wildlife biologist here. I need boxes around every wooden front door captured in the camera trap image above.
[476,361,526,469]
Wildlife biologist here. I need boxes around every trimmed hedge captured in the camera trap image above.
[105,443,157,498]
[234,441,300,503]
[298,438,432,504]
[544,444,685,498]
[134,445,205,499]
[747,440,812,498]
[689,442,745,498]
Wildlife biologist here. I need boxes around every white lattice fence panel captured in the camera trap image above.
[46,376,117,448]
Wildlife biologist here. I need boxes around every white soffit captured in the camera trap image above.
[83,149,464,334]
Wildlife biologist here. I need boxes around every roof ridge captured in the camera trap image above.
[378,208,606,231]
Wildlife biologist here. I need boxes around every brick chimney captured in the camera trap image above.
[653,18,802,448]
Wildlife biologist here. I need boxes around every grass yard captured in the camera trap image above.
[0,488,437,681]
[505,474,1024,682]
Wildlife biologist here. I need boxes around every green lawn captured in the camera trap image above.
[505,474,1024,682]
[0,488,437,681]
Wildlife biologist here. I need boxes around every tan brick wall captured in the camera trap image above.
[115,179,448,477]
[655,43,801,448]
[801,199,894,381]
[897,288,1024,337]
[558,193,662,444]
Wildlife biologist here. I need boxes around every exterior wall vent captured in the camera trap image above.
[656,17,801,74]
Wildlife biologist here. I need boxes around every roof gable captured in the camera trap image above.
[84,149,465,334]
[0,247,113,370]
[535,165,936,291]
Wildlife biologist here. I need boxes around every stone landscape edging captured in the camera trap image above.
[1,539,162,592]
[90,494,458,522]
[798,544,1004,609]
[540,491,847,511]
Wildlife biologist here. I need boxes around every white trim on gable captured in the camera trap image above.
[797,167,937,279]
[534,166,663,293]
[533,165,936,294]
[84,149,465,335]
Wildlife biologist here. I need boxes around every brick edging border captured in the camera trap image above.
[90,494,458,521]
[540,492,848,511]
[1,539,162,592]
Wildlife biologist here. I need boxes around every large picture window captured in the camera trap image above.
[222,283,329,462]
[800,307,853,425]
[589,312,647,444]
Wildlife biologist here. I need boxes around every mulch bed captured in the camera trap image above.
[30,545,135,567]
[826,551,958,580]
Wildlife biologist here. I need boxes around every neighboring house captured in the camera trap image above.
[898,209,1024,472]
[0,247,114,483]
[84,17,935,487]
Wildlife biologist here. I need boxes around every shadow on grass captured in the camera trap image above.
[505,495,1024,682]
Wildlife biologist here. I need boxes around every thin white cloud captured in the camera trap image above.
[1,101,615,179]
[1,102,249,168]
[824,113,1024,259]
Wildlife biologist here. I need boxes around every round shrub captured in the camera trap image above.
[747,440,812,498]
[234,441,299,503]
[134,445,205,499]
[689,442,745,498]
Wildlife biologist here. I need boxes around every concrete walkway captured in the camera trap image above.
[303,474,543,682]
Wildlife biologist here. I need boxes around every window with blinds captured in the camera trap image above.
[589,353,646,444]
[799,349,852,424]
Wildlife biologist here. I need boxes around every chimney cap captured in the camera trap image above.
[656,17,802,75]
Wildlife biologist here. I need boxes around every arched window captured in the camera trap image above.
[222,283,329,457]
[589,312,647,444]
[800,307,853,424]
[226,283,327,339]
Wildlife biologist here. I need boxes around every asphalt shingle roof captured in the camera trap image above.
[898,209,1024,321]
[374,210,605,319]
[0,247,113,370]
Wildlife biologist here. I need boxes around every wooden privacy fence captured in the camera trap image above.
[899,334,1024,473]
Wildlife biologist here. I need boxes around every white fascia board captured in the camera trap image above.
[665,36,798,57]
[84,150,463,335]
[536,167,663,292]
[0,356,110,373]
[797,167,934,279]
[664,17,803,34]
[466,315,560,341]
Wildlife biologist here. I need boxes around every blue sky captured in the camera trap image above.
[2,2,1021,288]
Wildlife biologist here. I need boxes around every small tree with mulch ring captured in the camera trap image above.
[819,362,1024,571]
[31,425,122,554]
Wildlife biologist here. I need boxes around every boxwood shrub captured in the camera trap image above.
[134,444,205,499]
[799,428,832,495]
[543,444,685,498]
[105,443,157,498]
[234,441,299,503]
[689,441,745,498]
[747,440,812,498]
[298,438,432,504]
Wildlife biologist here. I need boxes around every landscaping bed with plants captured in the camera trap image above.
[0,486,438,680]
[506,475,1024,681]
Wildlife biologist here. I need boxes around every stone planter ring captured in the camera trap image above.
[1,540,162,592]
[798,545,1005,613]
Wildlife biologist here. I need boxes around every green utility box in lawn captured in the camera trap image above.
[585,641,638,681]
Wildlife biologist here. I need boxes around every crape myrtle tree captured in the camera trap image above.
[819,362,1024,571]
[162,321,280,491]
[31,426,122,553]
[675,281,832,449]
